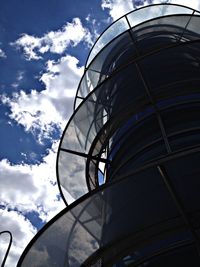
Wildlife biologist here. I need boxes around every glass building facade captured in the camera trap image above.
[17,4,200,266]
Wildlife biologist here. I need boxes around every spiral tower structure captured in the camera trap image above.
[18,4,200,267]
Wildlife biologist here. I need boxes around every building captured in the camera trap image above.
[17,4,200,266]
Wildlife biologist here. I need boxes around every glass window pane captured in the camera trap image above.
[88,32,135,75]
[131,15,192,55]
[164,151,200,213]
[86,17,129,67]
[127,5,192,28]
[108,114,166,180]
[159,101,200,136]
[74,97,83,109]
[58,151,88,203]
[182,15,200,41]
[139,42,200,100]
[77,69,101,100]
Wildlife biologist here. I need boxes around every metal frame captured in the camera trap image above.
[0,231,12,267]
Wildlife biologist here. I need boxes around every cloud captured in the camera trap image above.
[0,48,6,58]
[101,0,134,20]
[0,140,99,266]
[0,210,37,267]
[168,0,200,10]
[101,0,200,21]
[11,18,93,60]
[0,141,65,266]
[0,142,65,219]
[11,71,25,88]
[0,27,86,267]
[1,55,83,143]
[58,150,88,204]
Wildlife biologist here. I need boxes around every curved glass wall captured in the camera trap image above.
[18,4,200,267]
[57,7,200,204]
[86,3,196,68]
[75,4,200,109]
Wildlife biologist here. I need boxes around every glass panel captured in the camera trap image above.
[164,151,200,213]
[58,62,148,203]
[61,62,147,154]
[104,63,147,118]
[88,31,135,75]
[138,244,199,267]
[76,32,136,106]
[58,151,88,203]
[19,197,101,267]
[181,14,200,41]
[108,114,166,180]
[74,97,82,110]
[20,166,184,267]
[112,231,195,267]
[159,102,200,136]
[139,42,200,101]
[127,4,192,28]
[78,69,101,100]
[61,98,100,153]
[88,159,98,189]
[131,15,192,55]
[86,17,129,67]
[169,131,200,152]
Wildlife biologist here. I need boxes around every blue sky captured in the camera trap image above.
[0,0,200,266]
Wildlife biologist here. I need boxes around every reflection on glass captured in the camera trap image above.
[87,4,194,69]
[87,17,129,67]
[20,158,200,266]
[127,5,192,28]
[58,151,88,203]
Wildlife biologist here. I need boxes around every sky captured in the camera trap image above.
[0,0,200,266]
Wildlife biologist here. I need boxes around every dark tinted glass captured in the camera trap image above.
[20,165,188,267]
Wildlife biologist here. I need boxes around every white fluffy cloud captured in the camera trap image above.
[169,0,200,10]
[0,142,65,266]
[101,0,134,20]
[0,142,65,219]
[1,25,85,267]
[101,0,200,20]
[0,210,37,267]
[2,55,83,142]
[0,48,6,58]
[12,18,92,60]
